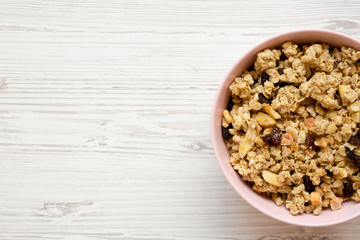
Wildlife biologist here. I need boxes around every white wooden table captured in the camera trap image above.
[0,1,359,239]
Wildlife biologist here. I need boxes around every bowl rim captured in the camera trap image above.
[211,29,360,227]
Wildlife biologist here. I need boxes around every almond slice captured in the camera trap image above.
[238,127,256,158]
[255,112,276,127]
[339,85,351,103]
[262,170,284,187]
[263,104,281,119]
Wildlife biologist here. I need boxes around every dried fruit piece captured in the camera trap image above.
[305,135,320,151]
[303,175,315,193]
[343,182,355,198]
[348,131,360,146]
[281,133,293,145]
[222,124,233,139]
[270,126,282,145]
[263,104,281,119]
[262,170,284,187]
[273,81,287,88]
[286,126,298,140]
[255,112,276,127]
[304,118,315,128]
[348,135,360,146]
[345,147,360,169]
[262,134,272,144]
[261,73,270,85]
[258,93,272,104]
[277,68,284,75]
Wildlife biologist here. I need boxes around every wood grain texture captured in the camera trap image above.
[0,0,359,239]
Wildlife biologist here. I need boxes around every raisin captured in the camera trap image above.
[303,175,315,193]
[227,99,234,111]
[277,68,284,75]
[258,93,272,104]
[270,126,282,145]
[348,131,360,145]
[280,53,287,61]
[222,123,233,139]
[262,134,273,144]
[345,147,360,169]
[343,182,355,198]
[305,135,320,151]
[326,169,333,177]
[261,73,270,85]
[274,81,292,88]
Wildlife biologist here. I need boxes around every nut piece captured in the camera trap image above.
[314,137,329,148]
[255,112,276,127]
[326,123,337,135]
[330,197,343,211]
[333,179,343,188]
[351,112,360,123]
[325,110,338,119]
[310,192,322,206]
[223,110,233,124]
[335,168,348,179]
[339,85,351,103]
[350,101,360,112]
[238,127,256,158]
[263,104,281,119]
[262,170,284,187]
[315,168,326,177]
[298,130,306,144]
[313,206,322,216]
[306,105,317,117]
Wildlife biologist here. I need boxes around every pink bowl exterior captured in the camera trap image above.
[211,29,360,227]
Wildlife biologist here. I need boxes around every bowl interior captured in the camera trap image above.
[211,30,360,227]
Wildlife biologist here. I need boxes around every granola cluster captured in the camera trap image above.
[222,41,360,215]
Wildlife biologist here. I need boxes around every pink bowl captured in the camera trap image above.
[211,29,360,227]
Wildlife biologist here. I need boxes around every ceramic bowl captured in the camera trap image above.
[211,29,360,227]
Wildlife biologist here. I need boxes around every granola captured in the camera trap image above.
[222,41,360,215]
